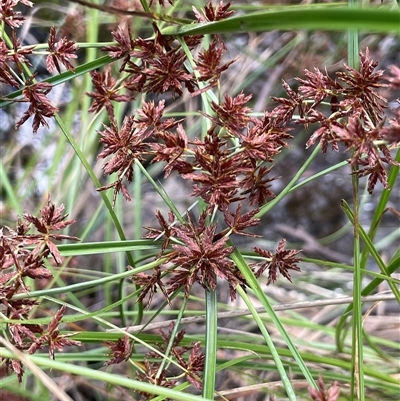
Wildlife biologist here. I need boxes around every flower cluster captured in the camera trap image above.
[308,375,340,401]
[104,324,204,399]
[116,91,301,302]
[0,196,80,380]
[89,2,301,305]
[0,1,78,133]
[94,30,400,314]
[273,49,400,193]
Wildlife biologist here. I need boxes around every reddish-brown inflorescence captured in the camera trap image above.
[309,375,341,401]
[97,115,149,204]
[46,26,78,74]
[14,77,59,134]
[0,0,33,29]
[183,134,244,210]
[134,323,204,399]
[194,36,236,94]
[165,212,244,300]
[104,334,132,366]
[0,196,80,381]
[0,39,21,87]
[9,30,34,74]
[23,195,79,265]
[277,49,400,193]
[337,48,388,125]
[193,1,234,22]
[1,3,78,134]
[87,67,132,120]
[207,92,255,136]
[27,305,81,359]
[253,239,302,285]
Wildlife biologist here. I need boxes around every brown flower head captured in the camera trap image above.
[135,360,176,400]
[309,375,340,401]
[46,26,78,74]
[97,115,149,204]
[185,341,205,389]
[239,112,293,162]
[27,305,81,359]
[337,48,387,125]
[221,203,261,238]
[103,26,134,71]
[183,134,242,210]
[333,117,400,193]
[296,67,342,109]
[133,266,170,307]
[297,109,347,153]
[23,194,79,265]
[193,1,234,23]
[104,334,132,366]
[194,36,235,92]
[142,209,177,256]
[166,212,244,300]
[150,123,192,177]
[0,0,33,29]
[141,47,196,96]
[0,39,19,87]
[253,239,301,285]
[145,324,204,390]
[15,77,59,134]
[207,92,254,136]
[134,99,179,138]
[241,165,276,207]
[87,67,132,120]
[9,30,34,74]
[272,79,309,121]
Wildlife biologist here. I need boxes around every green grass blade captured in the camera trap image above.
[236,286,297,400]
[360,148,400,267]
[341,200,400,302]
[257,144,321,217]
[231,247,316,393]
[161,7,400,36]
[203,289,218,399]
[347,14,364,398]
[56,239,161,256]
[0,56,114,108]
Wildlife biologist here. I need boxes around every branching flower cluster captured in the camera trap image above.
[0,0,78,133]
[139,324,205,394]
[273,50,400,193]
[71,5,300,315]
[104,324,204,398]
[85,2,399,310]
[0,196,80,380]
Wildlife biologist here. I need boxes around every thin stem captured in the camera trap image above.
[347,11,364,398]
[203,289,218,399]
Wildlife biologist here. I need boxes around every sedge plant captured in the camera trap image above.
[0,1,399,401]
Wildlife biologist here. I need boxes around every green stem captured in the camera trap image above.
[54,115,143,326]
[347,14,364,398]
[257,144,322,217]
[203,289,218,399]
